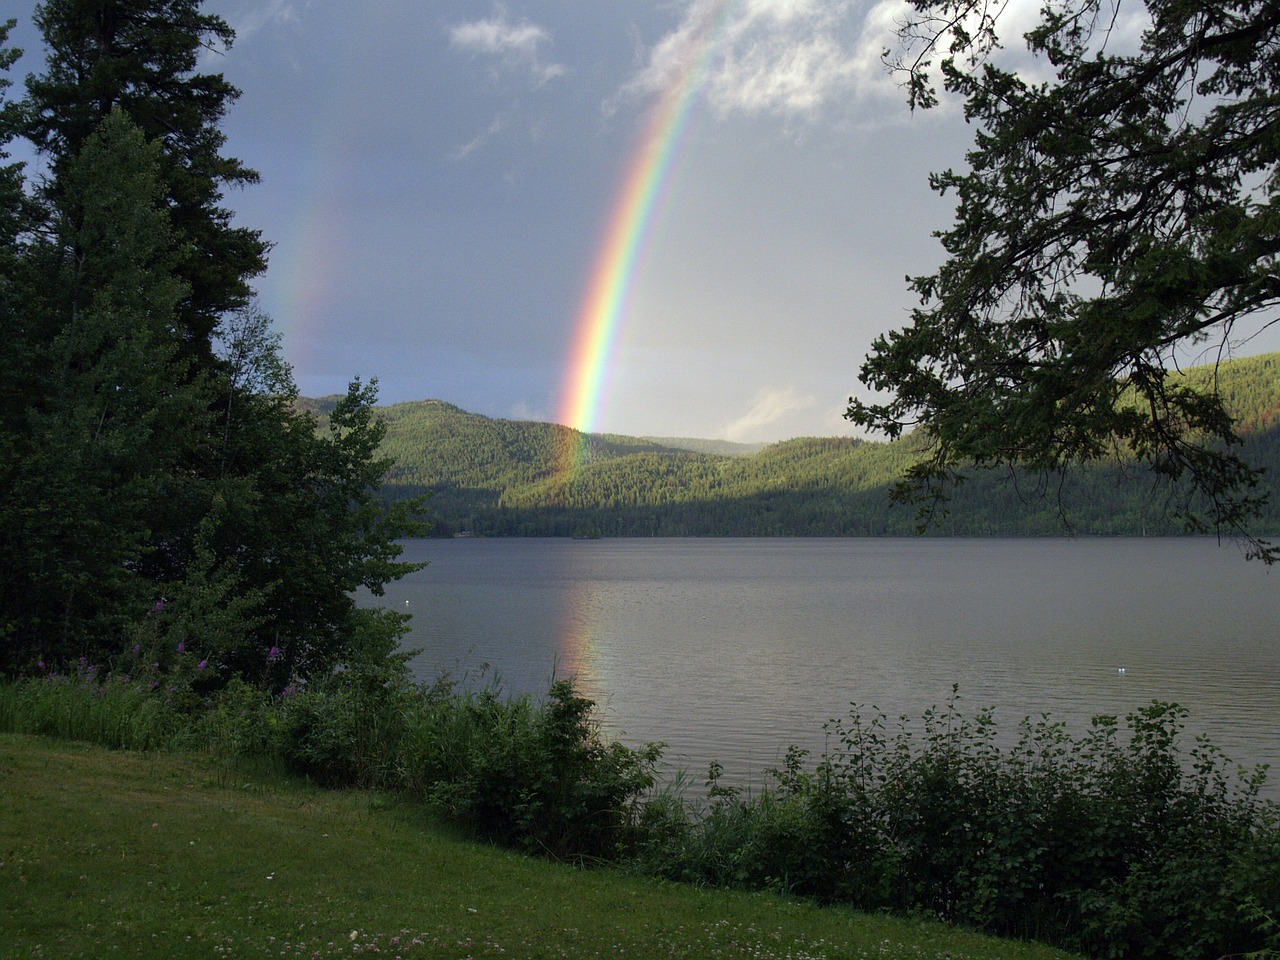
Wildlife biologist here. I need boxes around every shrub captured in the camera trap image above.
[197,678,278,760]
[274,664,414,789]
[630,690,1280,960]
[413,679,662,860]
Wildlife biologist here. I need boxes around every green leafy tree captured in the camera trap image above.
[847,0,1279,560]
[200,370,428,685]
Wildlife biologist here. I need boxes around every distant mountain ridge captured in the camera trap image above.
[332,354,1280,537]
[638,437,768,457]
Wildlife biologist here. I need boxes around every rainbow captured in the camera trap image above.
[557,0,733,473]
[271,20,385,385]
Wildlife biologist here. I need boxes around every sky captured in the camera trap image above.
[8,0,1275,443]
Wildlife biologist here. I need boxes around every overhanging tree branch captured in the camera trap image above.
[852,0,1279,561]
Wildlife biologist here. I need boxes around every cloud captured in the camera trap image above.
[449,6,566,87]
[624,0,1145,122]
[509,399,552,423]
[453,114,506,160]
[870,0,1151,102]
[198,0,299,64]
[622,0,904,120]
[723,386,817,442]
[230,0,300,45]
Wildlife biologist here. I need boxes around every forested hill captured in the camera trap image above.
[347,354,1280,537]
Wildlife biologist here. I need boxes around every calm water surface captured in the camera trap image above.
[365,538,1280,796]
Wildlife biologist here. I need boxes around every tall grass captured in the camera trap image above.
[0,661,182,751]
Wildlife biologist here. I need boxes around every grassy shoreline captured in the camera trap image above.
[0,732,1078,959]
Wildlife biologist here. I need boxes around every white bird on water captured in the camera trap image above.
[1117,667,1126,675]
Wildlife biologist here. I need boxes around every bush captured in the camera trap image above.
[408,679,662,860]
[630,690,1280,960]
[274,664,414,789]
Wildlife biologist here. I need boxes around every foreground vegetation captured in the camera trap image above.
[3,664,1277,960]
[0,733,1079,960]
[366,354,1280,539]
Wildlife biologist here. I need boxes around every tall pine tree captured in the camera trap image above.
[1,108,209,662]
[1,2,425,683]
[24,0,266,360]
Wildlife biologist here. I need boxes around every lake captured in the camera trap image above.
[364,537,1280,798]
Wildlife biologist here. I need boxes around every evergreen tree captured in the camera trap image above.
[0,2,426,684]
[0,107,209,663]
[0,18,30,427]
[0,19,40,654]
[23,0,266,359]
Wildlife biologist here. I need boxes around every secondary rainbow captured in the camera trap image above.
[557,1,733,465]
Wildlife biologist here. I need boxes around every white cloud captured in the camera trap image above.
[621,0,902,121]
[198,0,299,65]
[623,0,1148,123]
[872,0,1151,101]
[453,114,506,160]
[230,0,300,45]
[724,386,817,442]
[509,400,551,423]
[450,18,545,56]
[449,7,566,87]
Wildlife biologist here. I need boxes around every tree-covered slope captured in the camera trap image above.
[362,354,1280,537]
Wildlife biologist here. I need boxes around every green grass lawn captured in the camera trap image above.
[0,733,1079,960]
